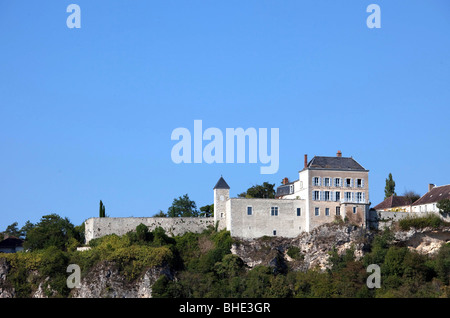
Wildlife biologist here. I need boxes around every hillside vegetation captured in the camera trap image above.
[0,214,449,298]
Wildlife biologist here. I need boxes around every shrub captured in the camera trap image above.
[398,214,447,231]
[286,246,302,260]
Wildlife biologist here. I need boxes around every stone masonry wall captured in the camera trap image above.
[84,217,216,244]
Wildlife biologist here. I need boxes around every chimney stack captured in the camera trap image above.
[304,154,308,169]
[428,183,435,192]
[282,177,289,185]
[337,150,342,157]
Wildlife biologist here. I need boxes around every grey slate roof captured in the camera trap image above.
[307,156,367,171]
[214,176,230,189]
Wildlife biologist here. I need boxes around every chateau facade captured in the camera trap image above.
[214,151,370,239]
[85,151,371,243]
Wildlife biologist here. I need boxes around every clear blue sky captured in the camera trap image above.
[1,1,449,230]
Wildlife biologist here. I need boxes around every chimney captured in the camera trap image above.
[282,177,289,185]
[428,184,435,192]
[336,150,342,157]
[304,154,308,169]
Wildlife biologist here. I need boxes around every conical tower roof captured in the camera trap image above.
[213,176,230,190]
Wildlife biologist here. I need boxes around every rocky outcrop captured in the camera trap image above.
[231,223,450,272]
[0,258,14,298]
[392,226,450,256]
[232,223,373,272]
[70,261,174,298]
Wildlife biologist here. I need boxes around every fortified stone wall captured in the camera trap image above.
[84,217,216,243]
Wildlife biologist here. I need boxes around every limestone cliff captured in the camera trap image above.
[1,223,449,298]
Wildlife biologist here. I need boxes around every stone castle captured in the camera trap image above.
[85,151,371,243]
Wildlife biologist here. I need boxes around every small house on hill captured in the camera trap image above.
[373,195,413,212]
[0,237,24,253]
[412,184,450,213]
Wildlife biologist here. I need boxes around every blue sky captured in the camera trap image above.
[1,1,449,230]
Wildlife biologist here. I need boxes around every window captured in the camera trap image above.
[336,206,340,216]
[324,178,331,187]
[247,206,252,215]
[335,191,341,202]
[271,206,279,216]
[297,208,301,216]
[273,230,277,236]
[356,179,363,188]
[324,191,330,201]
[313,191,320,201]
[353,207,357,214]
[290,185,294,194]
[313,177,320,186]
[345,178,352,187]
[334,178,342,187]
[345,192,352,202]
[314,207,320,216]
[356,192,362,203]
[325,208,330,216]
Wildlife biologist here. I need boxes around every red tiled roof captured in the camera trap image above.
[373,195,412,210]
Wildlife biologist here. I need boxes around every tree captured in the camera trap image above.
[154,210,167,217]
[437,199,450,214]
[23,214,77,251]
[384,173,396,199]
[238,182,276,199]
[3,222,24,238]
[403,190,421,204]
[199,204,214,217]
[99,200,106,218]
[167,194,199,217]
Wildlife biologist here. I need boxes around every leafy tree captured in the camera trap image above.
[199,204,214,217]
[384,173,396,199]
[3,222,24,238]
[154,210,167,217]
[23,214,78,251]
[167,194,199,217]
[437,199,450,213]
[238,182,276,199]
[20,220,35,239]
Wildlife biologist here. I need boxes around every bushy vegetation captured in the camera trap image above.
[398,214,449,231]
[1,214,450,298]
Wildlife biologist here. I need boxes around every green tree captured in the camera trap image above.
[20,220,35,239]
[384,173,396,199]
[154,210,167,217]
[99,200,106,218]
[199,204,214,217]
[238,182,276,199]
[23,214,77,251]
[167,194,199,217]
[437,198,450,213]
[4,222,24,238]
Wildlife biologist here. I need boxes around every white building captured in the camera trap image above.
[411,184,450,213]
[214,151,370,239]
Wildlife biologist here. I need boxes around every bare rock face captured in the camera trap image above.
[232,224,450,273]
[232,223,373,272]
[0,258,14,298]
[70,261,173,298]
[392,227,450,256]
